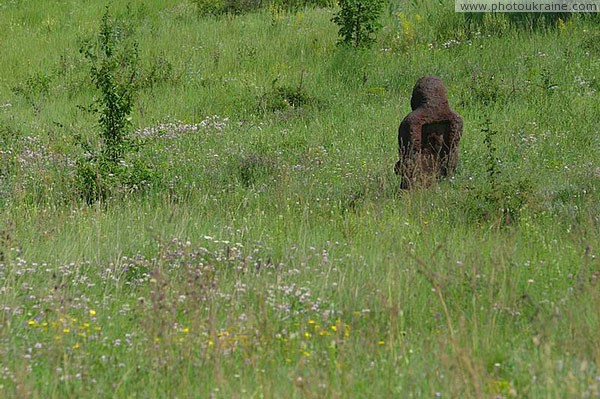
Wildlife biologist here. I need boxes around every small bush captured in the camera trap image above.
[332,0,385,48]
[237,152,277,188]
[192,0,263,15]
[460,119,533,226]
[75,8,154,203]
[273,0,333,10]
[137,53,177,90]
[258,75,314,112]
[192,0,333,16]
[583,31,600,56]
[467,71,506,106]
[11,72,52,113]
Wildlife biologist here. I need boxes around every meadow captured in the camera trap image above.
[0,0,599,397]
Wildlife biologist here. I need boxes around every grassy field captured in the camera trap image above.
[0,0,599,397]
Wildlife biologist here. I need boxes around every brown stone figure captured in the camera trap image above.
[394,76,463,189]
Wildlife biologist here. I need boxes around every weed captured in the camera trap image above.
[462,119,533,226]
[192,0,332,15]
[582,31,600,55]
[11,72,52,113]
[237,152,277,188]
[1,2,599,397]
[332,0,385,48]
[258,73,313,112]
[137,53,177,90]
[192,0,264,16]
[381,11,419,52]
[467,71,505,106]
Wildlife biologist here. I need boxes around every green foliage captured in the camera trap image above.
[463,119,533,226]
[583,30,600,55]
[0,1,599,397]
[75,8,153,202]
[11,72,52,113]
[466,71,508,106]
[332,0,385,48]
[258,75,314,112]
[80,8,138,165]
[192,0,331,15]
[272,0,333,10]
[192,0,262,16]
[137,53,178,90]
[236,152,277,188]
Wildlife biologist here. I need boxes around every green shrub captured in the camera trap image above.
[237,152,277,188]
[192,0,333,16]
[273,0,333,10]
[11,72,52,113]
[461,119,533,226]
[332,0,386,48]
[258,75,314,112]
[192,0,264,15]
[75,8,154,203]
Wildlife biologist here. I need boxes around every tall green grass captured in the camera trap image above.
[0,1,599,397]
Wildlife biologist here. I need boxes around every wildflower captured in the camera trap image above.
[28,320,36,327]
[183,327,190,334]
[378,340,385,345]
[89,309,96,317]
[330,325,337,332]
[73,343,80,350]
[63,328,70,334]
[304,332,311,339]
